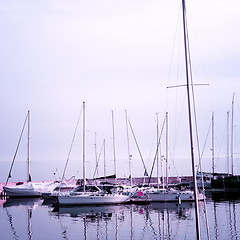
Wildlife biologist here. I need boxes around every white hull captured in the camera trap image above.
[148,189,204,202]
[3,186,42,197]
[58,193,131,206]
[41,182,77,200]
[3,182,56,198]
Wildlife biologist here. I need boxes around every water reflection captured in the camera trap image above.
[207,191,240,240]
[5,207,19,240]
[145,202,193,239]
[210,191,240,202]
[0,195,239,239]
[52,204,128,222]
[50,202,195,239]
[3,198,42,240]
[3,197,43,208]
[51,204,129,240]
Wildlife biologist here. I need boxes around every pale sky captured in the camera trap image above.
[0,0,240,182]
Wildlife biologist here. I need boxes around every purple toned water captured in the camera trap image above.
[0,192,239,239]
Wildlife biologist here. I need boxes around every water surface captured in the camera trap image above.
[0,193,239,239]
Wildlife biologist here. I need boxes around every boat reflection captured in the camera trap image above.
[51,202,196,239]
[3,197,43,208]
[1,193,239,239]
[51,204,130,240]
[150,202,193,217]
[52,204,129,222]
[210,190,240,202]
[3,198,39,240]
[0,198,6,207]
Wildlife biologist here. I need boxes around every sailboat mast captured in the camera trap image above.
[156,113,160,189]
[231,93,235,175]
[112,110,117,178]
[94,132,99,178]
[27,110,31,182]
[165,112,169,188]
[212,112,215,175]
[125,110,132,186]
[182,0,201,239]
[104,139,106,179]
[83,102,86,192]
[227,111,230,175]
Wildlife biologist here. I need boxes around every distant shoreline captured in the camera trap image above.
[0,176,194,192]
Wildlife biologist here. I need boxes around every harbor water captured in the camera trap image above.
[0,192,239,239]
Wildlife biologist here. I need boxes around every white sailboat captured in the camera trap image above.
[57,102,132,206]
[3,111,48,198]
[144,112,204,202]
[58,191,131,206]
[41,181,77,200]
[3,182,46,198]
[148,188,204,202]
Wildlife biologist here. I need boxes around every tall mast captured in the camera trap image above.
[6,112,29,185]
[104,139,106,179]
[231,93,235,175]
[212,112,215,175]
[125,110,132,186]
[182,0,200,239]
[112,110,117,178]
[27,110,31,182]
[94,132,99,178]
[156,113,160,189]
[227,111,230,175]
[165,112,169,188]
[83,102,86,192]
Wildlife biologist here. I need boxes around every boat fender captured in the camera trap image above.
[138,191,144,197]
[178,195,181,204]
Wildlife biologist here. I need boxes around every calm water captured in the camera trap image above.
[0,192,240,240]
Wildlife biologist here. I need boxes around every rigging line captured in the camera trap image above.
[172,95,186,158]
[91,139,105,181]
[27,208,33,240]
[148,115,166,185]
[125,110,132,185]
[146,114,160,169]
[146,125,157,169]
[172,23,182,158]
[111,110,117,178]
[196,117,211,227]
[168,152,179,177]
[215,114,228,161]
[182,0,201,238]
[185,5,210,240]
[127,118,149,177]
[57,214,69,240]
[166,2,182,113]
[146,212,158,238]
[5,112,28,185]
[139,209,152,240]
[197,120,211,171]
[5,208,19,240]
[186,4,214,114]
[60,107,83,188]
[167,83,208,88]
[185,13,202,165]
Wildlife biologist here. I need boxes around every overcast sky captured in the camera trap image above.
[0,0,240,182]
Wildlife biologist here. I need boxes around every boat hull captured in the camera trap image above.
[3,186,42,198]
[58,194,131,206]
[148,190,204,202]
[211,175,240,189]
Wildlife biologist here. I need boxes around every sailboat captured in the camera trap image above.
[211,94,240,190]
[57,102,132,206]
[3,111,48,198]
[146,113,204,202]
[146,0,208,238]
